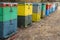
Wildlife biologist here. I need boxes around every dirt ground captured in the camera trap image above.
[13,6,60,40]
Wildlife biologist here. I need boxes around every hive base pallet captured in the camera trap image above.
[0,32,17,40]
[19,23,32,28]
[41,13,45,19]
[18,21,32,28]
[7,31,19,40]
[18,16,32,28]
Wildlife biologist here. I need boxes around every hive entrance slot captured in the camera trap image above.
[6,4,9,6]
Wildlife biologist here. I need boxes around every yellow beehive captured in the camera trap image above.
[18,3,29,16]
[32,3,41,22]
[28,3,33,15]
[32,13,41,21]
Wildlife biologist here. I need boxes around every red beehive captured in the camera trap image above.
[49,4,52,8]
[46,3,52,10]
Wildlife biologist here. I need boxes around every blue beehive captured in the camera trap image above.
[51,7,53,13]
[49,7,53,14]
[50,8,51,13]
[0,19,17,38]
[45,9,50,16]
[9,19,17,32]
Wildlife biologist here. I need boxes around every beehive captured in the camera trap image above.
[0,3,17,22]
[49,4,53,13]
[49,7,53,13]
[28,3,32,25]
[0,3,11,22]
[18,3,29,16]
[18,3,32,27]
[55,3,58,10]
[45,3,51,16]
[28,3,32,15]
[52,3,56,12]
[0,2,17,38]
[32,3,41,22]
[10,3,17,20]
[0,19,17,38]
[15,0,41,2]
[41,3,46,18]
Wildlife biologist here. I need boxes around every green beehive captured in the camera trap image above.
[0,3,11,22]
[0,3,17,22]
[41,3,46,18]
[10,3,17,20]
